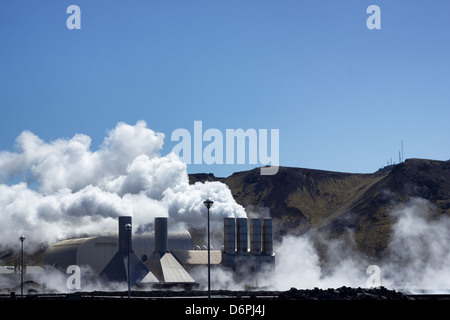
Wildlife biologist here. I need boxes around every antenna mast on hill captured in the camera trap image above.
[401,140,404,162]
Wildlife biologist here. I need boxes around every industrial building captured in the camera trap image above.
[43,215,275,287]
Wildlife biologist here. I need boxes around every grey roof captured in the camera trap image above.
[171,250,222,265]
[24,266,44,274]
[0,266,16,274]
[0,266,44,274]
[146,252,196,284]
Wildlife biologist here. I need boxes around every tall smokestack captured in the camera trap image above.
[118,216,132,254]
[154,217,168,255]
[236,218,248,254]
[224,217,236,254]
[262,218,273,255]
[100,215,158,284]
[250,218,262,255]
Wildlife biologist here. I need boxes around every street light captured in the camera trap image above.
[124,223,132,299]
[203,199,214,300]
[19,235,25,298]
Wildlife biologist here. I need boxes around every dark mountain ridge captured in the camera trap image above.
[190,158,450,259]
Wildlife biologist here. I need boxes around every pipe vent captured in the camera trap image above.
[224,218,236,254]
[262,218,273,255]
[118,216,132,254]
[154,217,168,255]
[250,218,262,255]
[236,218,248,254]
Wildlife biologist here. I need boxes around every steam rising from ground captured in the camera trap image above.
[190,198,450,294]
[1,122,449,294]
[259,197,450,293]
[0,121,245,251]
[382,198,450,292]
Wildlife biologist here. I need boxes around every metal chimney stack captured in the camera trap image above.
[154,217,168,255]
[224,217,236,254]
[262,218,273,255]
[250,218,262,255]
[118,216,132,254]
[236,218,248,254]
[100,216,158,284]
[147,217,196,284]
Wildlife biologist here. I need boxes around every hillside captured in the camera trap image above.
[190,158,450,259]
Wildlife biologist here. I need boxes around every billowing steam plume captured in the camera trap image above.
[0,121,246,251]
[257,197,450,293]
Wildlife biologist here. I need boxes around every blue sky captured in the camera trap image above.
[1,0,450,177]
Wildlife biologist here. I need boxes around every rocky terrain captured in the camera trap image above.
[0,284,413,300]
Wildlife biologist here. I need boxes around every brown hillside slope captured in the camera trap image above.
[342,158,450,258]
[190,158,450,259]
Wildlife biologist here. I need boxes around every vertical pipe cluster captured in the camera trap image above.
[223,217,273,255]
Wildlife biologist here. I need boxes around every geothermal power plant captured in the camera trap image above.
[39,216,275,288]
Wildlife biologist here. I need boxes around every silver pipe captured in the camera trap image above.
[250,218,262,255]
[236,218,248,254]
[154,217,168,254]
[118,216,132,254]
[262,219,273,255]
[224,218,236,254]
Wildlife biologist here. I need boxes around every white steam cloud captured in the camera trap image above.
[253,197,450,293]
[0,121,246,251]
[381,197,450,292]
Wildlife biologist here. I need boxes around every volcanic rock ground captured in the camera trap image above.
[1,284,441,300]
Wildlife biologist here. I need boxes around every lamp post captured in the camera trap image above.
[203,199,214,300]
[19,235,25,298]
[124,223,132,299]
